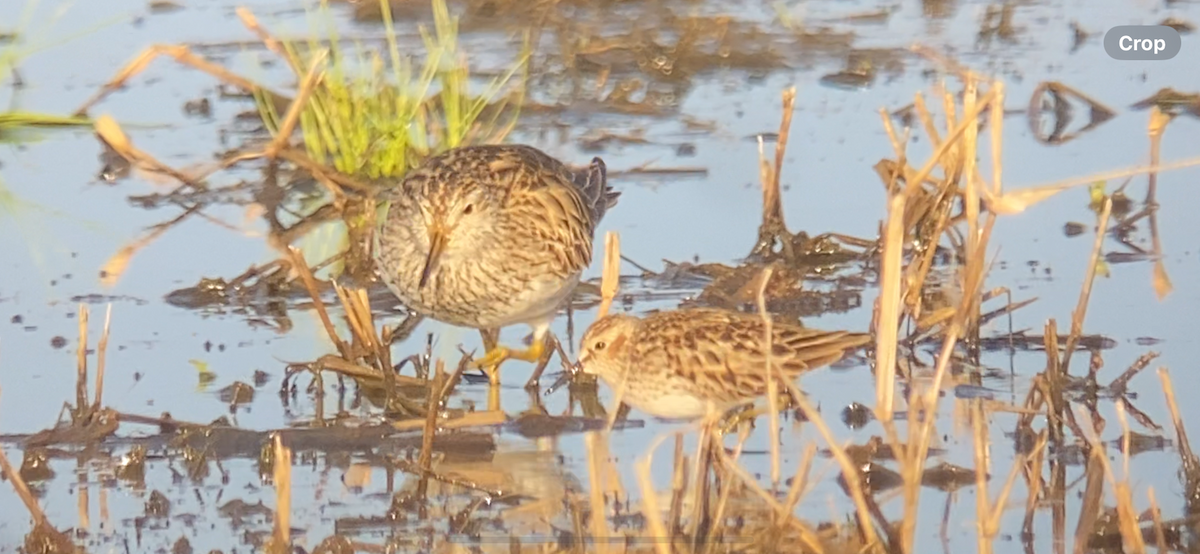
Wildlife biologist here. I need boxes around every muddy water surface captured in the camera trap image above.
[2,0,1200,552]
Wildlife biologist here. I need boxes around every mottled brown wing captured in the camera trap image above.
[492,146,599,275]
[631,309,870,404]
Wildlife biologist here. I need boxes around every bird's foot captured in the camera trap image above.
[470,339,547,384]
[717,404,763,436]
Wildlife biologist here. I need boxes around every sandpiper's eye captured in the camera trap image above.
[594,341,607,350]
[462,203,475,215]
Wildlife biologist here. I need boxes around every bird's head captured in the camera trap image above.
[577,313,640,382]
[388,174,502,289]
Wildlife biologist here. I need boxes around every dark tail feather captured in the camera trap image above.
[576,156,619,222]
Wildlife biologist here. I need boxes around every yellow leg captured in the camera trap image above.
[470,335,548,383]
[717,404,763,436]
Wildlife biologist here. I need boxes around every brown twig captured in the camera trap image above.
[584,432,612,554]
[1147,107,1173,300]
[754,265,782,487]
[416,361,447,501]
[874,191,904,422]
[268,434,292,552]
[93,304,112,414]
[636,433,675,554]
[75,304,89,421]
[601,232,631,432]
[0,388,52,529]
[597,231,621,319]
[286,246,349,358]
[265,50,329,159]
[74,44,279,116]
[786,382,881,550]
[1148,487,1168,552]
[713,440,826,553]
[1060,198,1113,375]
[1157,368,1197,469]
[389,409,505,432]
[234,7,301,75]
[752,87,798,260]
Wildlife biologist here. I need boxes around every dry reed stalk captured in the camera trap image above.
[1156,368,1195,468]
[989,82,1005,196]
[1060,198,1113,375]
[754,266,782,487]
[99,207,183,288]
[893,81,1003,554]
[274,148,373,193]
[599,232,631,432]
[913,94,941,147]
[416,361,447,500]
[1114,403,1146,554]
[234,7,300,74]
[583,432,612,554]
[354,289,383,362]
[0,444,54,528]
[899,223,995,549]
[332,284,381,362]
[1073,430,1105,554]
[314,355,427,387]
[873,103,913,423]
[873,192,904,422]
[980,154,1200,215]
[901,89,997,198]
[286,246,349,357]
[750,88,798,261]
[772,88,796,199]
[75,44,271,116]
[388,409,505,431]
[879,108,905,163]
[78,459,89,532]
[1075,405,1145,554]
[758,134,772,204]
[270,434,293,550]
[784,383,879,550]
[92,115,203,189]
[0,388,50,530]
[329,284,392,398]
[1147,107,1173,300]
[1147,488,1167,552]
[971,399,1030,546]
[685,417,713,539]
[1020,430,1049,538]
[713,441,825,553]
[961,79,982,334]
[779,442,818,522]
[265,50,329,159]
[702,427,752,554]
[939,84,958,155]
[76,304,89,418]
[971,400,993,554]
[1043,320,1067,444]
[99,486,109,539]
[635,433,674,554]
[597,231,621,319]
[93,304,112,413]
[667,435,687,536]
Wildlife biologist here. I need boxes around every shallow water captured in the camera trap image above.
[2,0,1200,552]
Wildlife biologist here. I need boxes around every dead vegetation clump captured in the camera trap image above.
[7,0,1200,549]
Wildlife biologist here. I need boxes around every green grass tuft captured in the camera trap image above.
[1,0,98,138]
[258,0,529,181]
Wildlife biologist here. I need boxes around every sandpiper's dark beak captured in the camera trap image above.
[419,223,447,289]
[545,360,583,396]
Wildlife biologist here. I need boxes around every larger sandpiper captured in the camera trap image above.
[374,144,619,383]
